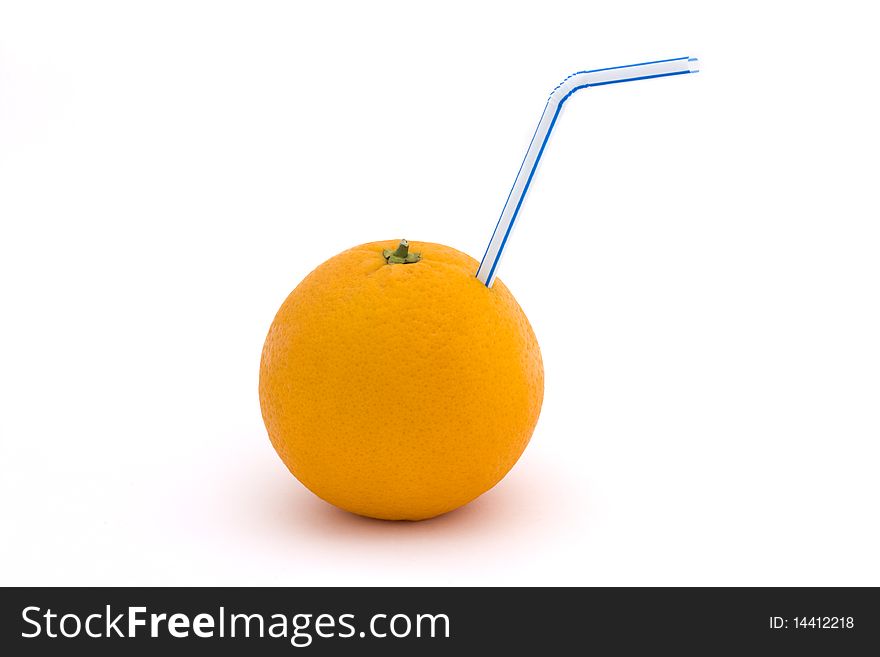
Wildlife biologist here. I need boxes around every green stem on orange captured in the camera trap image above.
[383,239,421,264]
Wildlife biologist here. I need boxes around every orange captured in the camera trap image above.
[259,239,543,520]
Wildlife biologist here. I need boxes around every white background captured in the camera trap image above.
[1,1,878,586]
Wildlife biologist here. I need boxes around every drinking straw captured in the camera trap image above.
[476,56,700,287]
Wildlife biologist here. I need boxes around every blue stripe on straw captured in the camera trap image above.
[479,104,549,269]
[483,98,564,287]
[549,57,691,94]
[478,63,696,287]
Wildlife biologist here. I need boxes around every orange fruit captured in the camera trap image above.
[259,239,543,520]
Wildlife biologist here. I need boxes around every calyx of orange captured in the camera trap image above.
[383,239,421,264]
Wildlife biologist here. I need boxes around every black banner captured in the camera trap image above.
[1,587,877,654]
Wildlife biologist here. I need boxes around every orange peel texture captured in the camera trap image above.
[259,240,543,520]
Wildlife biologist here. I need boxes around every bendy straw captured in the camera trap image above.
[475,56,700,287]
